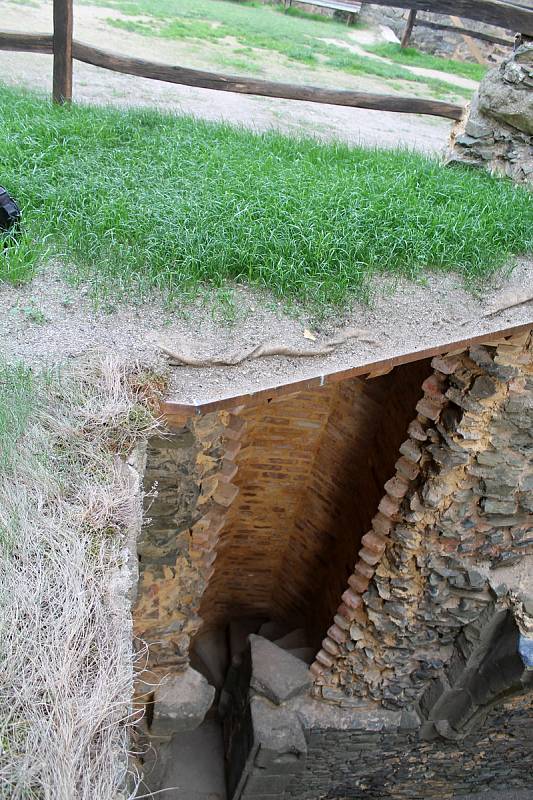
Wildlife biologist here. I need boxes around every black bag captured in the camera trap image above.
[0,186,21,231]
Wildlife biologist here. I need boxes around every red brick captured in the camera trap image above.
[322,637,340,656]
[337,602,359,622]
[315,649,334,668]
[421,374,445,399]
[354,560,374,579]
[310,661,326,677]
[359,547,382,566]
[361,531,387,554]
[399,438,422,462]
[327,624,347,644]
[341,588,363,610]
[431,354,461,375]
[378,494,401,518]
[219,459,238,483]
[416,397,444,421]
[348,572,370,593]
[372,512,394,536]
[224,439,242,459]
[333,613,350,631]
[213,481,239,507]
[384,475,410,499]
[226,413,247,437]
[395,456,420,481]
[408,419,428,441]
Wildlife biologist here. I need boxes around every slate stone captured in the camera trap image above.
[470,375,498,400]
[249,635,312,705]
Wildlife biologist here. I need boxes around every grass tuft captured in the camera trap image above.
[0,84,531,307]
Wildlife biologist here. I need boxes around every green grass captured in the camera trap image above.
[89,0,468,98]
[1,84,531,307]
[364,43,487,82]
[322,54,473,99]
[0,362,34,473]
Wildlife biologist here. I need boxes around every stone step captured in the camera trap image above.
[151,719,227,800]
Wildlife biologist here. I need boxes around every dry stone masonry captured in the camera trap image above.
[448,39,533,182]
[133,408,245,675]
[134,328,533,799]
[313,331,533,706]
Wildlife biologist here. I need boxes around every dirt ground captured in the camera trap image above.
[1,0,530,406]
[0,0,456,152]
[1,258,531,405]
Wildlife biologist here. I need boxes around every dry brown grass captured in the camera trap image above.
[0,355,162,799]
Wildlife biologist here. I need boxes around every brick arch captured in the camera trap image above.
[311,330,533,711]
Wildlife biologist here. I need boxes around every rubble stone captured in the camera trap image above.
[150,668,215,736]
[447,43,533,183]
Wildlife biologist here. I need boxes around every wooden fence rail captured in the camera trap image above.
[411,19,514,46]
[340,0,533,35]
[0,31,465,119]
[2,0,531,115]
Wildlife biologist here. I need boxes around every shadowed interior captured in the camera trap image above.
[198,358,432,645]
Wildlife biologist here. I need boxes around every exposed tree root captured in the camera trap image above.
[483,288,533,317]
[158,327,377,367]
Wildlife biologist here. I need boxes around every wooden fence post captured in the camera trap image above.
[53,0,73,103]
[401,9,417,48]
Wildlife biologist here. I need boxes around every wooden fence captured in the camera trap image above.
[0,0,531,118]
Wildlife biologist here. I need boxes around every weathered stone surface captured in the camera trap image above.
[447,44,533,183]
[249,635,312,705]
[479,47,533,135]
[134,411,243,671]
[150,667,215,736]
[284,694,533,799]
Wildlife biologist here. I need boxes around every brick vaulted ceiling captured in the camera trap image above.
[198,359,431,645]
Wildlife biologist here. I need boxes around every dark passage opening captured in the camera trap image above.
[196,357,432,657]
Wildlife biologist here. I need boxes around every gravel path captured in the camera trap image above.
[0,0,455,153]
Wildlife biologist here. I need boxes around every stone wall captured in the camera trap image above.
[448,41,533,182]
[312,330,533,711]
[133,410,244,672]
[359,4,512,63]
[133,329,533,799]
[284,693,532,799]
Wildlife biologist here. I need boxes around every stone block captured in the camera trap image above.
[251,696,307,767]
[249,635,311,705]
[150,667,215,736]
